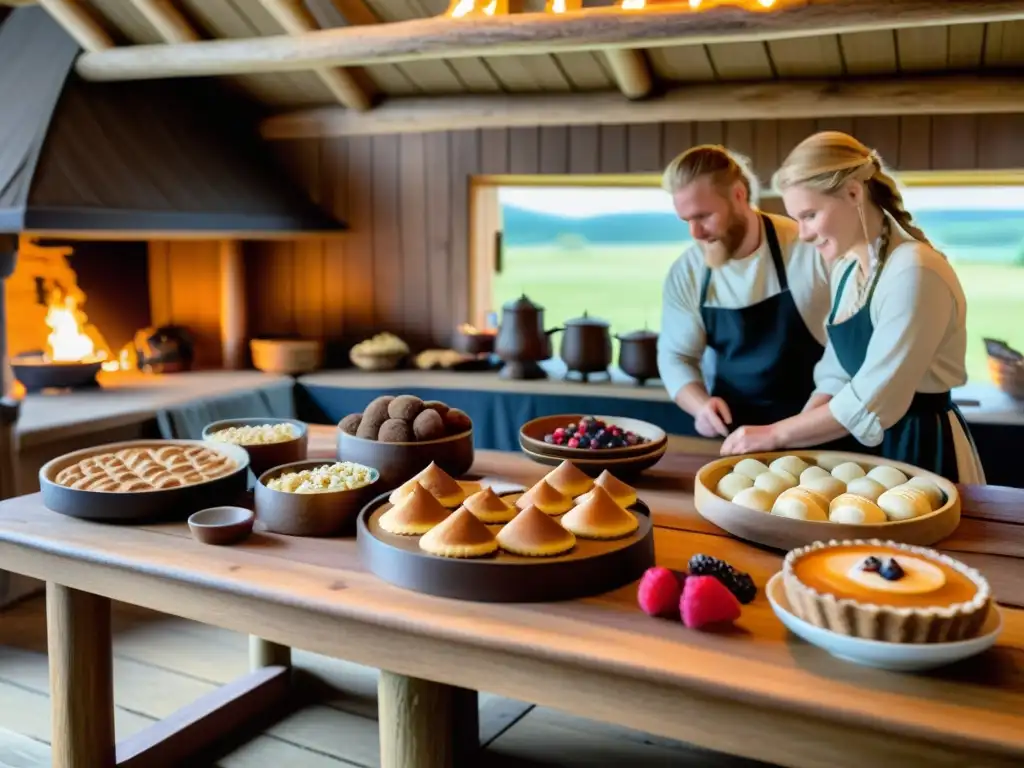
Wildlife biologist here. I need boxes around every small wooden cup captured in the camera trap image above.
[188,506,255,546]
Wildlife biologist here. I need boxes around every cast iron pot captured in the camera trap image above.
[494,294,561,379]
[616,329,660,386]
[560,311,611,381]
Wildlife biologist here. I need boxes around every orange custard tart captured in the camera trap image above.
[782,539,991,643]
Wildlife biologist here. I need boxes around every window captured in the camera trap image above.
[469,178,1024,388]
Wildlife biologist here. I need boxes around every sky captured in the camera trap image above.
[498,184,1024,218]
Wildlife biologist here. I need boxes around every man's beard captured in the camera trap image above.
[701,207,749,269]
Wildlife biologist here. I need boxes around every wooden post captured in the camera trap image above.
[378,671,479,768]
[0,242,17,503]
[249,635,291,671]
[47,583,116,768]
[219,240,247,370]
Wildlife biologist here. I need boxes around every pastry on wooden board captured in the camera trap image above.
[560,485,639,539]
[419,506,498,558]
[496,504,576,556]
[592,470,637,508]
[877,486,932,521]
[378,482,452,535]
[771,487,829,521]
[831,461,866,484]
[800,474,846,503]
[462,486,517,524]
[388,461,466,507]
[845,476,886,503]
[731,487,776,513]
[754,469,797,496]
[515,478,573,516]
[716,471,753,501]
[769,455,809,478]
[866,465,909,490]
[543,460,594,498]
[828,493,887,524]
[733,457,770,480]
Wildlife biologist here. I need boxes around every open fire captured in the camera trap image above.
[43,286,126,372]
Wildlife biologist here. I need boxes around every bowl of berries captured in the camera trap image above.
[519,414,667,475]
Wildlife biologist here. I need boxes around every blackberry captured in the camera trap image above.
[879,558,905,581]
[687,554,758,605]
[860,556,882,573]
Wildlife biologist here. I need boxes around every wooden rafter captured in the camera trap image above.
[259,74,1024,138]
[38,0,112,52]
[129,0,198,44]
[258,0,373,111]
[603,49,653,100]
[74,1,1024,81]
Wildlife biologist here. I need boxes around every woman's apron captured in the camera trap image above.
[826,261,981,482]
[700,214,825,429]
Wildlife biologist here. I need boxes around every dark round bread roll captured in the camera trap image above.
[443,407,472,435]
[362,395,394,425]
[388,394,424,422]
[412,408,445,441]
[421,400,450,419]
[338,413,362,436]
[378,418,414,443]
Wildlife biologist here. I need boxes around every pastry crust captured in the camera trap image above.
[782,539,992,643]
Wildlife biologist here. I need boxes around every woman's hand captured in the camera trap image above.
[720,424,781,455]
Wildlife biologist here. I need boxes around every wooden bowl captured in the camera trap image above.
[694,450,961,552]
[202,418,309,478]
[350,349,406,371]
[520,442,667,477]
[250,338,323,375]
[337,428,474,492]
[255,459,381,537]
[188,506,255,545]
[519,414,667,460]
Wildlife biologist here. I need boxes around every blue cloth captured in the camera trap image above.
[156,384,295,440]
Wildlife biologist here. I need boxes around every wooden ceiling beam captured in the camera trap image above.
[75,1,1024,81]
[259,74,1024,139]
[38,0,112,52]
[603,49,653,99]
[258,0,373,111]
[129,0,198,44]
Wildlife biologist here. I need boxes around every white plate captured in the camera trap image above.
[766,572,1003,672]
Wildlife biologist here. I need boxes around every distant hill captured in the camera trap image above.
[501,204,1024,258]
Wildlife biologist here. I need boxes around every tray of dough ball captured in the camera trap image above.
[694,451,959,552]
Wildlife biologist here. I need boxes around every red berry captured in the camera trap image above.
[567,437,579,448]
[589,442,599,449]
[553,435,564,445]
[553,427,565,436]
[637,567,682,618]
[681,576,741,629]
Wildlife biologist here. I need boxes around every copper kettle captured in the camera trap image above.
[494,294,561,379]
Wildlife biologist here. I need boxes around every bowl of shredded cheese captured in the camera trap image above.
[255,459,380,537]
[202,418,308,478]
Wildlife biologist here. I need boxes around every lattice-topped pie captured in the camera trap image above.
[54,445,239,492]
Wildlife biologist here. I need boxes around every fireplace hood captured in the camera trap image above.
[0,7,344,238]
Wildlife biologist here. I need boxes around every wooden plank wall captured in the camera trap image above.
[149,114,1024,367]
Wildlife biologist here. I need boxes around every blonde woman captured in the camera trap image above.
[720,131,985,483]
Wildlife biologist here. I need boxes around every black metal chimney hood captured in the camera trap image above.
[0,7,345,238]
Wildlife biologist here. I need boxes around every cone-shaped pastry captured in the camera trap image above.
[388,461,466,507]
[514,478,573,515]
[593,470,637,508]
[419,506,499,558]
[559,485,639,539]
[379,482,451,535]
[497,504,576,557]
[544,460,594,498]
[462,486,517,524]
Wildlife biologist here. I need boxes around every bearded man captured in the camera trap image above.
[657,145,832,439]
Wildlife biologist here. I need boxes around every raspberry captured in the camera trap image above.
[636,567,682,618]
[680,575,741,629]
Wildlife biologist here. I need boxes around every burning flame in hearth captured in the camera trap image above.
[546,0,582,12]
[44,287,123,372]
[619,0,776,9]
[448,0,502,17]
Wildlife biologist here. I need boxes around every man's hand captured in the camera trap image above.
[720,424,781,455]
[694,396,732,438]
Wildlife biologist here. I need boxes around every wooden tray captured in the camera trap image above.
[694,450,961,552]
[356,486,655,603]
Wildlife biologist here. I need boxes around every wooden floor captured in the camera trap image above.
[0,593,772,767]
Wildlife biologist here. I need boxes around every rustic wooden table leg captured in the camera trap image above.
[378,671,479,768]
[47,582,116,768]
[249,635,291,671]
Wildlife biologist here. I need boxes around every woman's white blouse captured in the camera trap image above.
[813,235,970,446]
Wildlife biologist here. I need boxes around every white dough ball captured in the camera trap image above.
[731,487,776,513]
[716,472,753,501]
[866,465,909,490]
[831,461,866,484]
[755,470,797,496]
[800,465,831,484]
[828,493,887,524]
[877,486,932,521]
[769,455,809,478]
[904,476,945,510]
[813,454,849,472]
[733,458,771,480]
[771,487,829,521]
[845,476,887,503]
[800,475,846,503]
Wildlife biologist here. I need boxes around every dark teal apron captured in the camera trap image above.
[826,261,978,482]
[700,214,826,429]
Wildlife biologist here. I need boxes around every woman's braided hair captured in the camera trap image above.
[771,131,931,247]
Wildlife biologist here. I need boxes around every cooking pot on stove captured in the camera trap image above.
[134,325,195,373]
[616,328,660,386]
[560,311,611,380]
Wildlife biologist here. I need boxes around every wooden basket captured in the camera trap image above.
[988,354,1024,399]
[694,450,960,552]
[349,349,406,371]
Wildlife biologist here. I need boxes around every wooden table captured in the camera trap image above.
[0,426,1022,768]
